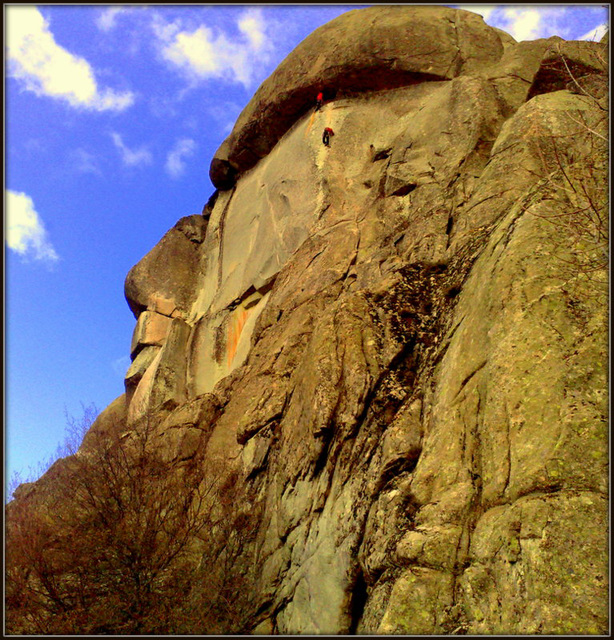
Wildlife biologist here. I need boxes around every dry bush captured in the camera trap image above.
[5,414,257,634]
[525,41,608,302]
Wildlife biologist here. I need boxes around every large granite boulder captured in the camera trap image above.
[124,214,208,319]
[210,5,508,189]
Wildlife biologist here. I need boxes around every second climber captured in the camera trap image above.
[322,127,334,146]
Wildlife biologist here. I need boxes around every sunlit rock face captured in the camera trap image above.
[16,5,607,635]
[209,5,508,190]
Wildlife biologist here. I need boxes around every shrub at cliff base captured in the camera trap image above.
[5,418,255,634]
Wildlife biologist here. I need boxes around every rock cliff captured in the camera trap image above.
[8,6,608,635]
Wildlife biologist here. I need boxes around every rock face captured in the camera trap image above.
[10,6,608,635]
[210,5,507,189]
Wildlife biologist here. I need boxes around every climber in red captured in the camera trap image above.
[315,91,324,112]
[322,127,334,147]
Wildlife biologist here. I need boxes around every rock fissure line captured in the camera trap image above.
[216,185,236,289]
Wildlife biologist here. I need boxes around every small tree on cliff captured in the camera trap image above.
[524,38,608,302]
[5,411,254,634]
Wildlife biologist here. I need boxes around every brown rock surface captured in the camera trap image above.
[7,6,608,636]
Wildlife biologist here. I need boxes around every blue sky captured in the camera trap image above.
[4,4,609,491]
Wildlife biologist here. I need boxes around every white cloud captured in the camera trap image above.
[6,190,59,263]
[165,138,197,178]
[238,8,268,51]
[6,6,134,111]
[110,132,153,167]
[162,25,219,76]
[154,8,274,87]
[96,7,129,32]
[501,7,543,41]
[466,6,609,42]
[456,5,498,21]
[579,23,608,42]
[112,355,131,378]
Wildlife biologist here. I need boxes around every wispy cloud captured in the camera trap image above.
[579,23,608,42]
[165,138,197,178]
[153,8,275,88]
[6,6,134,111]
[110,132,153,167]
[238,9,268,51]
[456,5,498,22]
[207,101,243,135]
[112,355,131,378]
[457,5,608,42]
[6,190,59,263]
[96,6,129,32]
[70,148,103,176]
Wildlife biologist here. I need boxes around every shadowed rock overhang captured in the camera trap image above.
[209,5,507,190]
